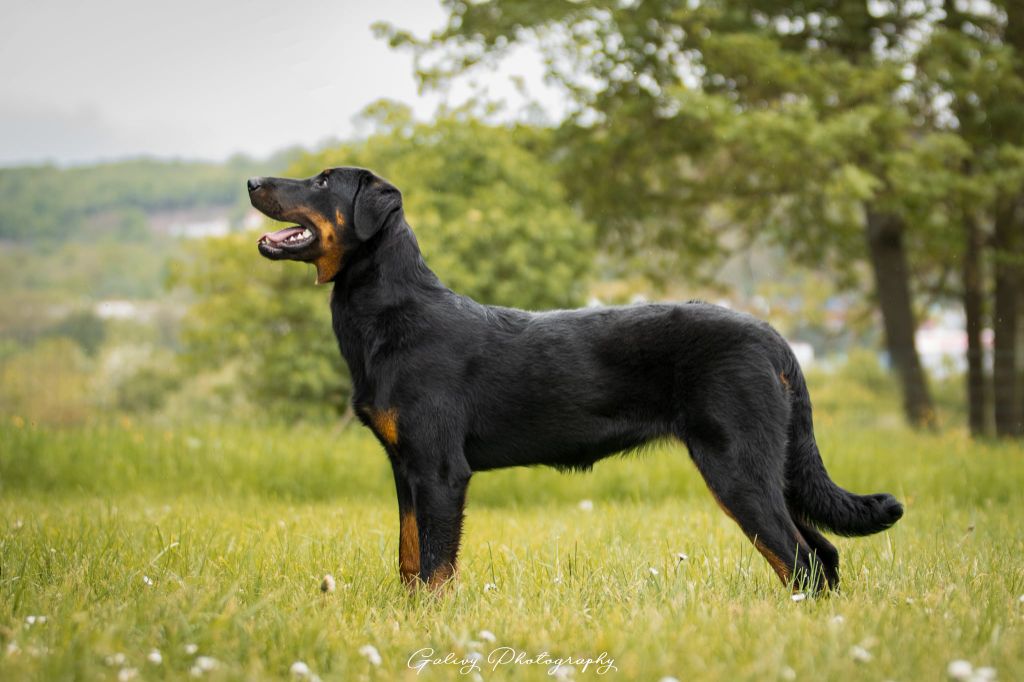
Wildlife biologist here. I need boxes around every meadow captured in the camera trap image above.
[1,396,1022,681]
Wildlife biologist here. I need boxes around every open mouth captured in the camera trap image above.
[257,225,316,256]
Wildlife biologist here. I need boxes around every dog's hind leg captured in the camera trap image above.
[686,435,828,593]
[791,516,840,590]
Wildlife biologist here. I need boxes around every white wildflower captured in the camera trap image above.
[676,552,688,561]
[147,650,163,665]
[552,663,575,681]
[578,499,594,512]
[118,667,138,682]
[947,660,973,680]
[143,575,154,586]
[484,582,497,592]
[358,644,382,666]
[791,593,807,602]
[850,646,872,663]
[105,653,127,666]
[195,656,218,671]
[478,629,496,643]
[1018,594,1024,604]
[829,615,845,626]
[290,661,311,677]
[184,643,198,655]
[781,667,796,680]
[659,677,681,682]
[320,574,336,593]
[974,666,997,680]
[190,665,203,677]
[466,651,483,665]
[6,641,20,656]
[649,567,659,576]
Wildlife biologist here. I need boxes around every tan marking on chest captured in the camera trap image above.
[283,207,345,284]
[312,209,345,284]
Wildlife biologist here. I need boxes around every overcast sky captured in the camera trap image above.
[0,0,557,167]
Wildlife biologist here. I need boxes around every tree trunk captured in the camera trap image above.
[864,207,937,428]
[963,209,988,437]
[993,3,1024,438]
[993,197,1023,437]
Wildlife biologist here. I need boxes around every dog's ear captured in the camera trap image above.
[353,173,402,241]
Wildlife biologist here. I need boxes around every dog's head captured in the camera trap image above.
[248,167,403,284]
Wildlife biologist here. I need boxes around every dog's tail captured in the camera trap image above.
[782,357,904,536]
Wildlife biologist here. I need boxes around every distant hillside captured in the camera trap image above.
[0,153,298,304]
[0,153,295,244]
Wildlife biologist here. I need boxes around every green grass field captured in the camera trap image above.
[2,411,1022,681]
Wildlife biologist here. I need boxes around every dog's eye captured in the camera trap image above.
[314,176,328,189]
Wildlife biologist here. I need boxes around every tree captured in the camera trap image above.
[993,0,1024,438]
[380,0,950,427]
[915,0,1024,437]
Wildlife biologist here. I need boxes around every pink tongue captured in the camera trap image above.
[259,226,303,244]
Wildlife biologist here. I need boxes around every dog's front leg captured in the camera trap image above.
[410,458,471,591]
[391,466,420,588]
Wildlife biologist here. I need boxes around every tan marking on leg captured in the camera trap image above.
[399,512,420,587]
[709,489,793,586]
[370,408,398,446]
[426,563,457,591]
[753,537,792,585]
[779,372,790,390]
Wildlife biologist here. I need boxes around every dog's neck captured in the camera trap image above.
[329,219,446,391]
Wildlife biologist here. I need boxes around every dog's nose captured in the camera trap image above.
[247,177,263,193]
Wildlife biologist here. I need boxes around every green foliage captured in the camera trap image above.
[44,310,107,356]
[382,0,1024,297]
[173,233,347,421]
[115,364,182,414]
[291,102,595,310]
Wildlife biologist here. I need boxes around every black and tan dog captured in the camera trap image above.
[248,167,903,593]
